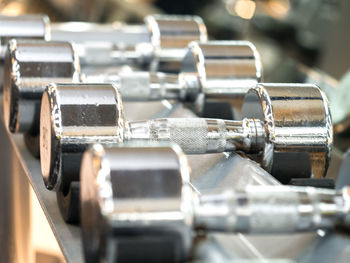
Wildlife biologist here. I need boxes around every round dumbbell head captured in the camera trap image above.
[0,14,49,48]
[40,83,124,191]
[3,40,80,133]
[145,15,207,50]
[180,41,263,116]
[144,15,207,73]
[241,83,333,182]
[80,143,193,263]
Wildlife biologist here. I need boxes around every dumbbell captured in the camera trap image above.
[80,142,349,263]
[4,40,261,135]
[0,14,207,72]
[110,40,262,119]
[43,82,331,223]
[40,82,332,193]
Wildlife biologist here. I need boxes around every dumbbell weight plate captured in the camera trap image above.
[242,83,333,181]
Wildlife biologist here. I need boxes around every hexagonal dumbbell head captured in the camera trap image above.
[80,143,193,263]
[40,83,123,191]
[3,40,80,134]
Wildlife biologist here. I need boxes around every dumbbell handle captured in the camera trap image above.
[97,70,247,102]
[86,69,237,102]
[194,186,350,233]
[51,23,150,65]
[50,23,149,46]
[98,71,192,101]
[124,118,265,154]
[84,71,184,100]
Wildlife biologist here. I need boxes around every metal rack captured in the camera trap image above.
[0,113,84,262]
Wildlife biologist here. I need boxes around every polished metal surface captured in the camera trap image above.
[40,83,123,191]
[144,14,207,72]
[63,14,207,70]
[0,14,49,89]
[40,83,332,191]
[80,142,350,262]
[146,15,207,50]
[124,118,265,154]
[51,22,150,66]
[195,186,350,233]
[0,14,49,58]
[242,83,333,181]
[80,143,193,263]
[3,40,80,134]
[180,41,262,117]
[50,22,150,45]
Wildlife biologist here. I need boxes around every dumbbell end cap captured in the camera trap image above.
[40,85,60,191]
[3,39,21,133]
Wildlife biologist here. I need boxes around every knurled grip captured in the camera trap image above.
[153,118,212,154]
[118,72,152,100]
[125,118,259,154]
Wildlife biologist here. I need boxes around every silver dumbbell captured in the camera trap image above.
[4,40,261,134]
[3,41,79,134]
[112,40,262,119]
[0,14,207,72]
[39,83,332,191]
[80,143,349,263]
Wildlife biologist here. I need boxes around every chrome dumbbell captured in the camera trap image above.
[3,40,261,135]
[40,83,332,193]
[80,143,349,263]
[2,40,80,156]
[3,41,79,135]
[110,40,262,119]
[0,14,207,72]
